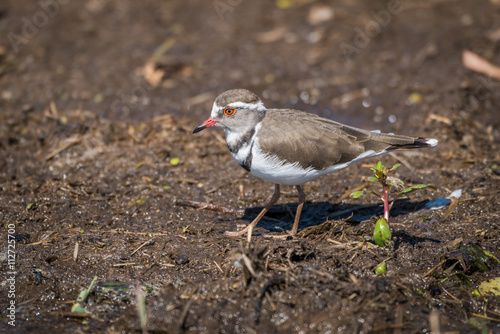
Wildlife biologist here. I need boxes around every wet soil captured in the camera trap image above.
[1,0,500,333]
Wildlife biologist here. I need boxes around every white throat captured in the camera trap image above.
[226,122,262,165]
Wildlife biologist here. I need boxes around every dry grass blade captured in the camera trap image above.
[135,284,147,334]
[463,49,500,80]
[179,286,199,330]
[130,238,155,256]
[73,241,79,262]
[421,260,446,278]
[441,197,460,221]
[45,135,84,160]
[174,199,244,215]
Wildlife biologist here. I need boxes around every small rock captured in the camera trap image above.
[308,5,334,25]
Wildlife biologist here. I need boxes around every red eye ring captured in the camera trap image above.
[223,107,236,117]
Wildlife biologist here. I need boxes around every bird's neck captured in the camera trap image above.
[225,122,261,154]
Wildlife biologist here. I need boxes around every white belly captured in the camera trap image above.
[248,144,325,185]
[248,143,385,186]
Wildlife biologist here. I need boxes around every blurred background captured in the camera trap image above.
[2,0,499,132]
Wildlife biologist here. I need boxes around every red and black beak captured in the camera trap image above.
[193,117,217,134]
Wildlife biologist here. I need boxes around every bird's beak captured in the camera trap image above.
[193,117,217,134]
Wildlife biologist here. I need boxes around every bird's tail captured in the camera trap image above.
[386,137,438,150]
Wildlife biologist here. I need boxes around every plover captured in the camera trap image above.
[193,89,437,243]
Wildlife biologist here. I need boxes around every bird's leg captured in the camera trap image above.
[225,184,281,243]
[265,185,305,240]
[290,185,305,235]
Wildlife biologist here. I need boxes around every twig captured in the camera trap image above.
[135,284,148,334]
[388,152,415,172]
[174,199,244,215]
[170,177,200,184]
[130,238,155,256]
[73,241,79,262]
[213,260,223,274]
[102,229,169,237]
[62,313,92,318]
[179,286,199,330]
[441,286,461,303]
[254,275,286,325]
[205,178,246,194]
[463,49,500,80]
[305,267,335,281]
[160,263,176,268]
[421,260,446,278]
[45,135,84,160]
[326,239,361,249]
[49,101,58,117]
[441,197,459,220]
[429,310,440,334]
[113,262,137,267]
[472,313,500,322]
[241,254,257,277]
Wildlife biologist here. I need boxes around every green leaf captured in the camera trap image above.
[374,218,391,247]
[375,262,387,275]
[76,276,98,302]
[392,163,401,170]
[71,303,88,314]
[397,184,431,197]
[468,316,491,331]
[350,191,365,198]
[375,161,382,171]
[368,177,378,183]
[484,250,500,263]
[375,170,385,180]
[478,277,500,296]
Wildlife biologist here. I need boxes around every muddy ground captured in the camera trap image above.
[1,0,500,333]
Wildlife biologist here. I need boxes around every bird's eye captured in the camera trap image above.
[223,107,236,117]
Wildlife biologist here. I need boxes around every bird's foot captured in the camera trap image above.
[224,226,250,238]
[263,232,296,240]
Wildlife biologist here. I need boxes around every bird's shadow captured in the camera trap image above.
[392,229,441,251]
[241,198,434,234]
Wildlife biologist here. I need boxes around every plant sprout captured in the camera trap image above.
[351,161,435,247]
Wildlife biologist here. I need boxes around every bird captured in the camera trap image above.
[193,89,437,243]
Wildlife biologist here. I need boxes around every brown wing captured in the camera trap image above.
[257,109,423,170]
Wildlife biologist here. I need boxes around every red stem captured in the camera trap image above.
[383,185,390,223]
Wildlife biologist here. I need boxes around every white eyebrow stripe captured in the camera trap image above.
[210,102,221,118]
[228,101,266,111]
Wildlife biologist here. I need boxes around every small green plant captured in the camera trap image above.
[351,161,435,247]
[375,261,387,275]
[374,218,391,247]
